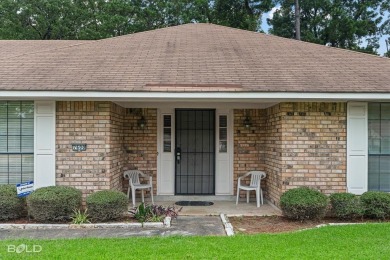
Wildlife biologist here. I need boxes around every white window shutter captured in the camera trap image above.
[347,102,368,195]
[34,101,56,188]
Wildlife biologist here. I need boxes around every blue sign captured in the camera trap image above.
[16,181,34,197]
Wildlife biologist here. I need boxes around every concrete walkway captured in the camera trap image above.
[0,216,225,240]
[176,201,282,216]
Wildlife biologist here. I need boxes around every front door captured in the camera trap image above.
[175,109,215,195]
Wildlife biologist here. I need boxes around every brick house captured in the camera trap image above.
[0,24,389,205]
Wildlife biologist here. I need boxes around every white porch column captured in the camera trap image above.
[34,101,56,188]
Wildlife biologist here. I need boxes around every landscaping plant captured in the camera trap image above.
[360,191,390,219]
[329,192,364,220]
[280,187,328,221]
[27,186,82,222]
[130,203,181,223]
[86,190,128,222]
[131,202,152,223]
[71,209,91,224]
[0,184,26,220]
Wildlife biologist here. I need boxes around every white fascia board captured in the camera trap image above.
[1,91,390,102]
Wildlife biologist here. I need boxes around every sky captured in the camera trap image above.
[261,8,389,56]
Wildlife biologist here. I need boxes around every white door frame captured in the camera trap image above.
[157,105,234,195]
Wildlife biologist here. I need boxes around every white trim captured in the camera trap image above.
[157,106,234,196]
[1,91,390,101]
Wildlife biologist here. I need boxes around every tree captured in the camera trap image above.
[79,0,138,39]
[0,0,277,40]
[294,0,300,40]
[268,0,384,54]
[213,0,275,31]
[380,1,390,57]
[0,0,89,40]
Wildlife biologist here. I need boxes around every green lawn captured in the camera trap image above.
[1,223,390,259]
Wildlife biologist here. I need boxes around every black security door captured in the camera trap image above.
[175,109,215,195]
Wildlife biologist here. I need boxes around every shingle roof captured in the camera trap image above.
[0,23,389,93]
[0,40,87,60]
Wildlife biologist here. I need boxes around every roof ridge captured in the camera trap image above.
[262,32,389,61]
[0,24,196,59]
[1,23,388,61]
[0,40,95,60]
[206,23,389,61]
[92,23,198,41]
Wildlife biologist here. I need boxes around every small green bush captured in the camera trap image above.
[361,191,390,219]
[86,190,128,222]
[27,186,82,222]
[329,193,364,220]
[280,187,328,221]
[0,184,26,220]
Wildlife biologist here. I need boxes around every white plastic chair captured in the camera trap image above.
[236,171,266,207]
[124,170,154,207]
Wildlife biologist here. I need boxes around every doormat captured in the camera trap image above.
[175,201,214,206]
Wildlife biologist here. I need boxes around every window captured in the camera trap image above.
[163,115,172,152]
[0,101,34,184]
[219,115,227,153]
[368,103,390,191]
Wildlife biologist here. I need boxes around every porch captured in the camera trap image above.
[137,196,282,216]
[54,101,348,206]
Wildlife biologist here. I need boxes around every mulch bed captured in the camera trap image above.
[229,216,390,234]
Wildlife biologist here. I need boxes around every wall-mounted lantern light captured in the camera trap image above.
[243,109,252,128]
[137,108,147,129]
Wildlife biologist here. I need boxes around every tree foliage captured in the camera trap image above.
[0,0,213,39]
[213,0,275,31]
[0,0,274,39]
[268,0,384,54]
[380,1,390,57]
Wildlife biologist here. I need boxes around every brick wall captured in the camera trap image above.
[263,102,347,205]
[233,102,347,205]
[108,103,126,191]
[56,101,125,201]
[56,101,346,206]
[122,108,157,196]
[233,109,266,197]
[264,105,284,205]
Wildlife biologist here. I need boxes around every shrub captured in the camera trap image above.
[130,203,182,223]
[329,193,364,220]
[361,191,390,219]
[86,190,128,222]
[280,187,328,221]
[0,184,26,220]
[27,186,82,222]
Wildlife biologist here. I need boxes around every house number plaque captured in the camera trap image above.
[72,143,87,152]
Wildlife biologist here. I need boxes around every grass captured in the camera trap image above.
[1,223,390,259]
